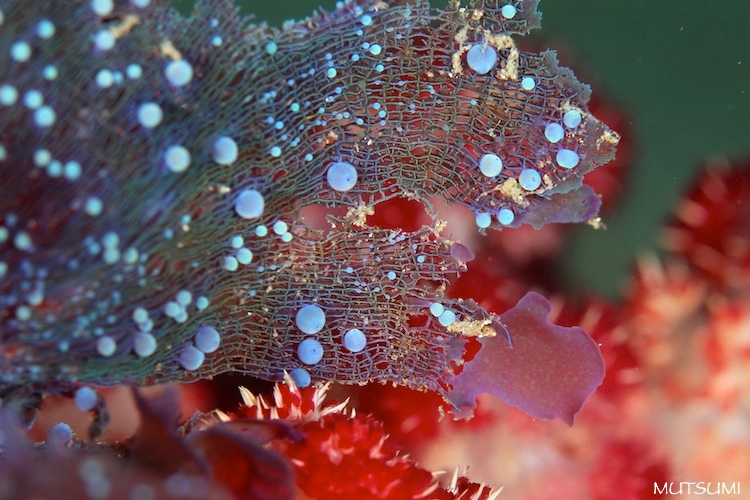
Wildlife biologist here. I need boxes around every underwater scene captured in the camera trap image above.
[1,0,749,498]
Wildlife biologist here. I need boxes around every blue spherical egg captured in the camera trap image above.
[343,328,367,352]
[326,161,358,192]
[556,148,580,169]
[297,338,324,365]
[289,367,312,388]
[518,168,542,191]
[466,44,497,75]
[296,304,326,334]
[194,326,221,353]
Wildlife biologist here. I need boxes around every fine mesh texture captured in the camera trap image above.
[0,0,617,404]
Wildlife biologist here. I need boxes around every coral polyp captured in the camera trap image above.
[1,0,615,423]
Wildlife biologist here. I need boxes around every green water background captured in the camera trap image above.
[178,0,750,298]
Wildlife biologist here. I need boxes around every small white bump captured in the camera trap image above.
[326,161,358,192]
[479,153,502,177]
[563,110,582,128]
[544,123,564,143]
[475,212,491,228]
[429,302,445,317]
[501,4,517,19]
[133,332,157,357]
[164,145,190,172]
[194,326,220,353]
[235,189,264,219]
[497,208,515,225]
[93,30,115,51]
[297,338,324,365]
[236,248,253,264]
[272,220,288,235]
[179,345,205,370]
[223,256,239,271]
[137,102,163,128]
[84,196,103,216]
[96,336,117,357]
[0,85,18,105]
[521,76,535,90]
[296,304,326,334]
[438,309,457,327]
[36,20,56,39]
[10,41,32,62]
[212,136,239,165]
[74,387,98,412]
[91,0,114,16]
[343,328,366,352]
[289,368,311,388]
[165,60,193,86]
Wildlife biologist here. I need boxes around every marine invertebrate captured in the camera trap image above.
[0,0,616,423]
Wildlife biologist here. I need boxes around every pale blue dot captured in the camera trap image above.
[63,161,81,180]
[0,145,5,161]
[165,301,183,318]
[296,304,326,334]
[34,106,56,127]
[34,149,51,166]
[369,44,382,56]
[521,76,535,90]
[274,120,284,130]
[519,168,542,190]
[429,302,445,317]
[102,247,120,264]
[16,305,31,321]
[230,235,244,248]
[270,146,282,157]
[194,326,220,353]
[351,54,360,62]
[212,136,238,165]
[133,332,157,357]
[85,196,103,216]
[137,102,162,128]
[497,208,515,225]
[501,4,517,19]
[91,0,114,16]
[556,148,580,169]
[273,220,288,235]
[290,102,300,112]
[14,231,32,251]
[96,336,116,357]
[326,161,358,191]
[0,85,18,105]
[93,30,115,51]
[475,212,491,228]
[211,36,222,46]
[46,160,62,177]
[126,64,143,79]
[255,225,268,237]
[304,153,313,162]
[196,296,209,310]
[387,271,396,280]
[326,67,337,78]
[265,41,278,55]
[343,328,366,352]
[176,290,192,306]
[23,90,43,109]
[132,307,149,324]
[360,14,373,26]
[289,368,311,388]
[235,189,264,219]
[36,20,56,39]
[122,247,139,264]
[417,255,426,263]
[43,65,58,80]
[165,60,193,86]
[48,422,73,446]
[223,256,239,271]
[544,123,564,143]
[164,145,190,172]
[466,44,497,74]
[10,41,31,62]
[297,338,324,365]
[179,345,205,370]
[563,110,582,128]
[479,153,502,177]
[438,309,457,327]
[132,0,151,7]
[74,387,98,411]
[236,247,253,264]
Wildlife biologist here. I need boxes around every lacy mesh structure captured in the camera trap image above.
[0,0,616,420]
